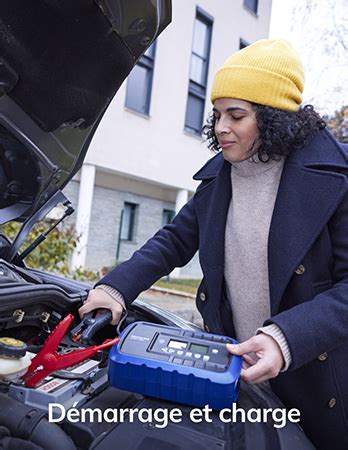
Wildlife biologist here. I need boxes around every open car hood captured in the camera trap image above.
[0,0,171,259]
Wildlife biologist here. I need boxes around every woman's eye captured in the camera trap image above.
[231,116,243,121]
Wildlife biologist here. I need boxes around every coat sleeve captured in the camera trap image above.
[95,196,199,306]
[264,187,348,371]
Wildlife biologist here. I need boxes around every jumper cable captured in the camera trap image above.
[22,313,120,388]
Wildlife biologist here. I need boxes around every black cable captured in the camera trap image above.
[116,309,128,336]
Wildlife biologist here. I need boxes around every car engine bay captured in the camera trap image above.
[0,259,316,450]
[0,258,224,450]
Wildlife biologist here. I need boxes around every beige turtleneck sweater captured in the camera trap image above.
[224,156,291,370]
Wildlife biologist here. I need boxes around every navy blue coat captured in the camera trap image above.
[99,129,348,449]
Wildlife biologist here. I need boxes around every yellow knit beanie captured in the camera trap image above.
[211,39,305,111]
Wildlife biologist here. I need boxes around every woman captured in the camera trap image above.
[80,39,348,449]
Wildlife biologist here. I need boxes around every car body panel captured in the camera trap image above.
[0,0,171,231]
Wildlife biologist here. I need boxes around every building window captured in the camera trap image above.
[120,202,137,241]
[184,9,213,135]
[239,38,250,50]
[125,43,156,115]
[162,209,175,226]
[244,0,258,14]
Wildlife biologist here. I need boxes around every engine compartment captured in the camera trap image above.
[0,259,212,450]
[0,260,315,450]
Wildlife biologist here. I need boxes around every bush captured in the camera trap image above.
[0,221,76,276]
[0,221,98,281]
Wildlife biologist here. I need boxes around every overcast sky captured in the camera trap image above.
[269,0,347,115]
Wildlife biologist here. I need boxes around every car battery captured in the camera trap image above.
[8,358,108,416]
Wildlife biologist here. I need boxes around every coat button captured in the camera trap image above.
[328,398,337,408]
[318,352,328,361]
[199,292,206,302]
[295,264,305,275]
[204,324,210,332]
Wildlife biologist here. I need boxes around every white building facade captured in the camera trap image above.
[65,0,273,278]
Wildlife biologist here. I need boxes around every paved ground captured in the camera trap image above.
[138,288,204,328]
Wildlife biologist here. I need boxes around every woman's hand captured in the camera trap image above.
[78,288,123,325]
[226,334,285,384]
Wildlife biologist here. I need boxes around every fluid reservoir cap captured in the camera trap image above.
[0,337,27,358]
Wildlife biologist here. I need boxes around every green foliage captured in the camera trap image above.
[0,221,98,281]
[72,266,99,283]
[1,221,76,276]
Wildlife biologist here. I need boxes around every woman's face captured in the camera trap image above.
[213,98,259,163]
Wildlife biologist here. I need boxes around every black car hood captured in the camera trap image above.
[0,0,171,228]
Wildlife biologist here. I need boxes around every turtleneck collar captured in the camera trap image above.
[231,154,285,178]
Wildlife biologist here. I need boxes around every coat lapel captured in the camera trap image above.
[194,158,231,272]
[193,157,232,331]
[268,160,347,314]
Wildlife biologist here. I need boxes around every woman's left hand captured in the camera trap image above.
[226,334,285,384]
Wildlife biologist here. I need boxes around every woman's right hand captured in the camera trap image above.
[78,288,124,325]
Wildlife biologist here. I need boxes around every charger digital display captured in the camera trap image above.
[168,340,187,349]
[189,343,209,354]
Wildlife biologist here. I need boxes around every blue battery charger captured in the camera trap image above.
[108,322,242,410]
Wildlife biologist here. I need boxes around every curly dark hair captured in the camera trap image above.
[202,104,326,162]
